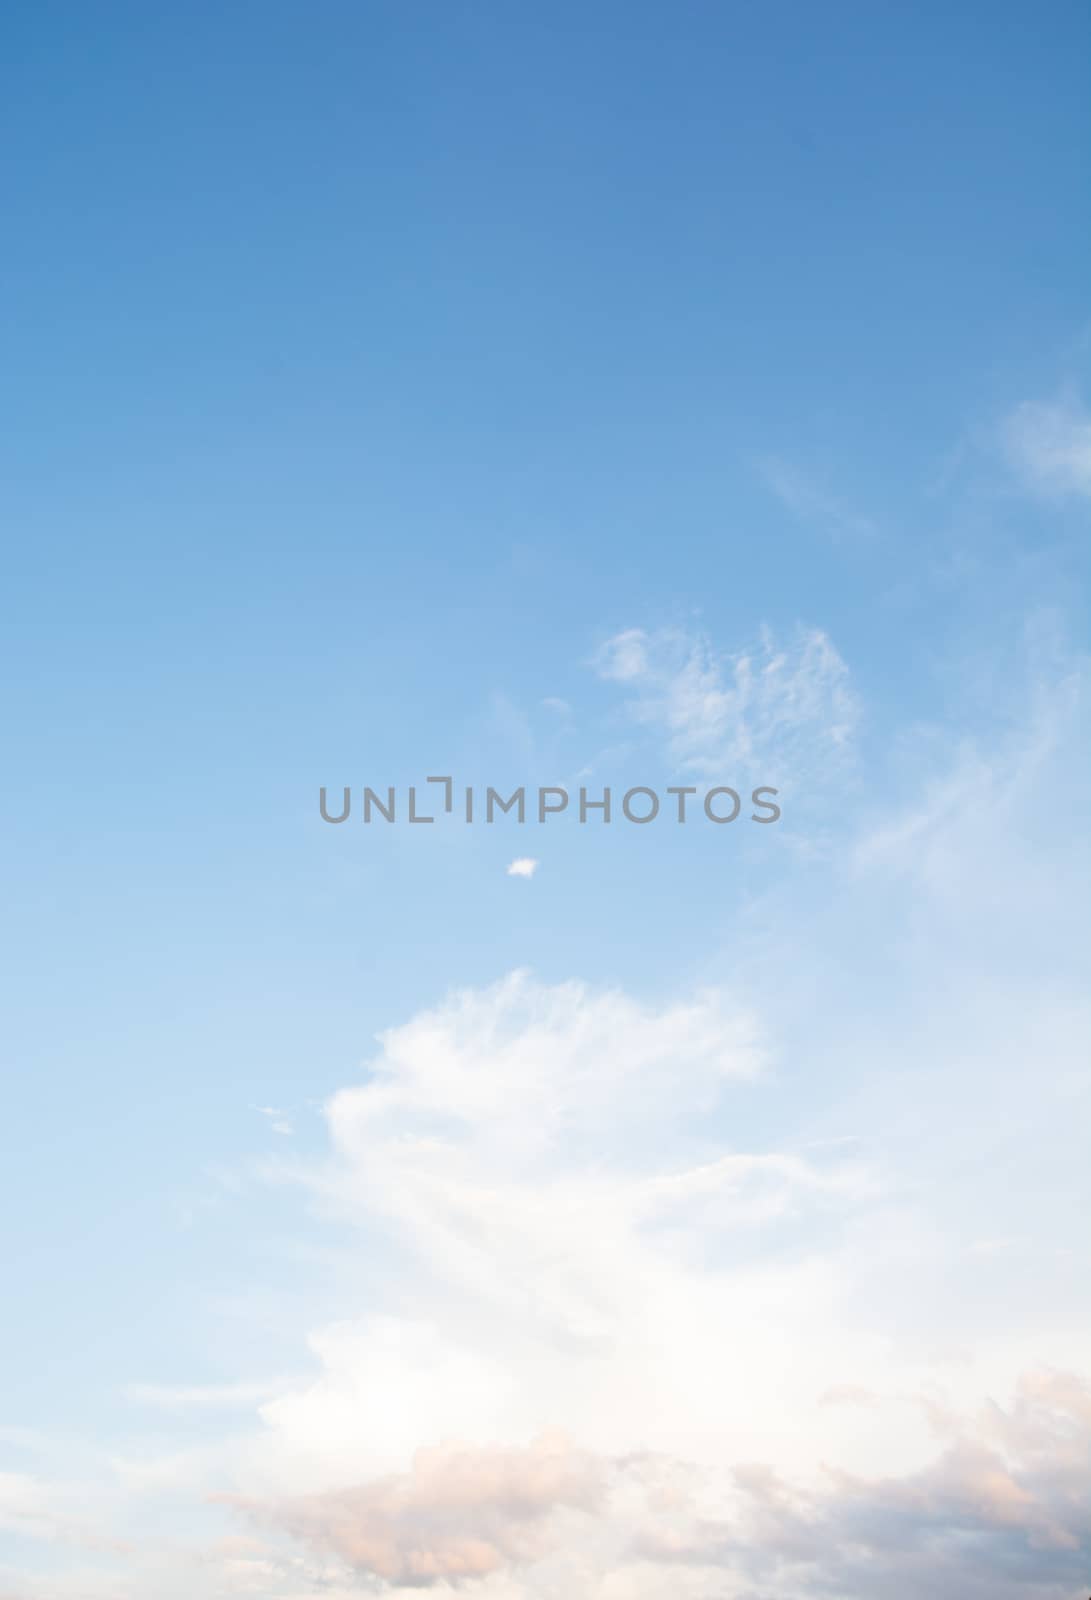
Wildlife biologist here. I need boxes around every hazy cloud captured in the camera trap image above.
[1003,396,1091,500]
[757,455,876,541]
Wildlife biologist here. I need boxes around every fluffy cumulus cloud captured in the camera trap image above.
[204,632,1087,1599]
[242,972,839,1505]
[593,622,859,788]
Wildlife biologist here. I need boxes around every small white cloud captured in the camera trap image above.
[506,857,539,879]
[541,696,571,715]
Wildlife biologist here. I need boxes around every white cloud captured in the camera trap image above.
[506,857,539,879]
[230,973,880,1510]
[5,637,1089,1600]
[1003,395,1091,499]
[214,638,1089,1596]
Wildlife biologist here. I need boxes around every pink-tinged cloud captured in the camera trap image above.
[229,1431,604,1586]
[227,1371,1091,1597]
[634,1369,1091,1599]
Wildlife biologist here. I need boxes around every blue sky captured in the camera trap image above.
[1,4,1090,1596]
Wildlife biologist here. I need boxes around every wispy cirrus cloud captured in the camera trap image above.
[125,1377,298,1414]
[593,623,859,787]
[757,454,877,541]
[1002,394,1091,500]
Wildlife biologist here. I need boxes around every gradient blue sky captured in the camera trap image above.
[1,5,1089,1597]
